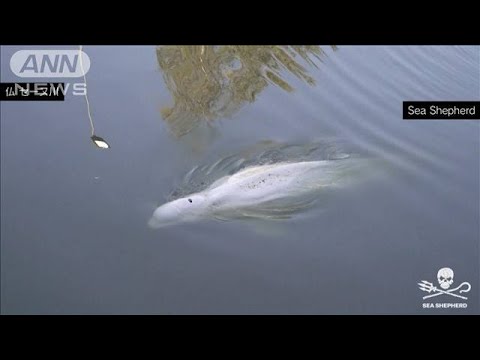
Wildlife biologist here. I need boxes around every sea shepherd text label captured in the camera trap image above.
[403,102,479,120]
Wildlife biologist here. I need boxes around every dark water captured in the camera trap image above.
[1,45,479,314]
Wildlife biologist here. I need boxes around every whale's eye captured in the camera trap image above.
[188,198,193,203]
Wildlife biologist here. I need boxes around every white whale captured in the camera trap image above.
[148,158,363,228]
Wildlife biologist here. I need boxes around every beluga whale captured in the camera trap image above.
[148,141,375,228]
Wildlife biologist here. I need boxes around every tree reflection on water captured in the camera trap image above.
[156,46,334,138]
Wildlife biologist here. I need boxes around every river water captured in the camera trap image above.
[1,45,479,314]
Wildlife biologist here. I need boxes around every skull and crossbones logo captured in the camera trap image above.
[419,267,471,300]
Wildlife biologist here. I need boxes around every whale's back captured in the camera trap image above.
[203,160,348,218]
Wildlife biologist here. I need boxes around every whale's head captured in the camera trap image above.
[148,193,208,228]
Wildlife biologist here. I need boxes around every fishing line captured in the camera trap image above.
[79,45,95,136]
[78,45,110,149]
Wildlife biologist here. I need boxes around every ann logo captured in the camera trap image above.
[10,50,90,78]
[20,54,78,74]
